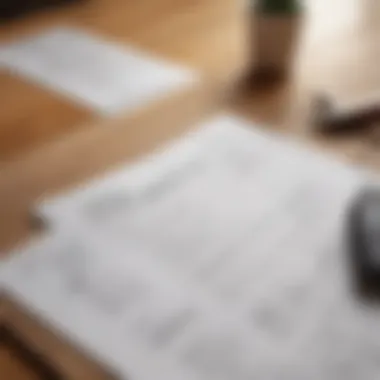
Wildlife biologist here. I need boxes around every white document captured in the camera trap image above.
[3,115,380,380]
[36,114,364,224]
[0,27,196,114]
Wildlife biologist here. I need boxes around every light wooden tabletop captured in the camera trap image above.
[1,0,379,379]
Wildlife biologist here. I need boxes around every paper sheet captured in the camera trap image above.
[0,27,196,114]
[3,115,380,380]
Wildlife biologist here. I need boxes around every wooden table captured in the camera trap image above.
[0,0,244,162]
[1,0,379,379]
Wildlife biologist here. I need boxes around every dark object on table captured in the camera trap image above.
[312,94,380,134]
[250,0,302,84]
[0,0,81,22]
[348,188,380,298]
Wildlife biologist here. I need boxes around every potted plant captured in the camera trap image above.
[252,0,302,80]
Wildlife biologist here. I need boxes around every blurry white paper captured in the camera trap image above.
[36,114,363,224]
[4,115,380,380]
[0,27,196,114]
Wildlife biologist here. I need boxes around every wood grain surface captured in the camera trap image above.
[0,346,40,380]
[0,73,94,161]
[234,0,380,167]
[1,0,379,379]
[0,0,245,161]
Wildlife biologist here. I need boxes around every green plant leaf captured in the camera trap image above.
[254,0,301,14]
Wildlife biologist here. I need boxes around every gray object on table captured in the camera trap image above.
[312,92,380,133]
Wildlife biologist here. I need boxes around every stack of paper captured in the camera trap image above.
[3,115,380,380]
